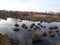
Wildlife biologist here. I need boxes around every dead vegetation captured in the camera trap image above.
[0,10,60,22]
[0,33,19,45]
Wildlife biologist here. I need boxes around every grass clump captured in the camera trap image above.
[0,33,19,45]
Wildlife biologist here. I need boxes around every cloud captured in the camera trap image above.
[0,0,60,12]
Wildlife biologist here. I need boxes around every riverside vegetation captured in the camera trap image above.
[0,33,19,45]
[0,10,60,22]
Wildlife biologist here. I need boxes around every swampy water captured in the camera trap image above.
[0,18,60,45]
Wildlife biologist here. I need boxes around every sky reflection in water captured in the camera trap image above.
[0,18,60,45]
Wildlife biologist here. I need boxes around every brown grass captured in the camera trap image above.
[0,10,60,22]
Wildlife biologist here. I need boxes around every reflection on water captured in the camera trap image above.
[0,18,60,45]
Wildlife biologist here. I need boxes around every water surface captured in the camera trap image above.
[0,18,60,45]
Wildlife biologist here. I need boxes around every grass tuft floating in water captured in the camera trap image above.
[41,31,47,37]
[32,33,44,44]
[13,23,20,31]
[49,31,55,37]
[30,23,35,29]
[49,26,59,30]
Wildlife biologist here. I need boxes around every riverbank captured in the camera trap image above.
[0,10,60,22]
[0,33,19,45]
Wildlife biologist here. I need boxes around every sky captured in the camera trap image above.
[0,0,60,12]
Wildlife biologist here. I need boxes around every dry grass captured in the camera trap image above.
[0,34,19,45]
[0,10,60,22]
